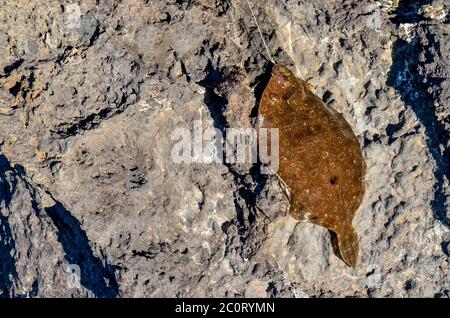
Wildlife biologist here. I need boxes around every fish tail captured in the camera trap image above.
[337,228,359,268]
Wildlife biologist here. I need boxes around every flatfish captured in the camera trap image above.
[259,65,365,267]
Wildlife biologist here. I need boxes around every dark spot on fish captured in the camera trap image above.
[330,175,338,185]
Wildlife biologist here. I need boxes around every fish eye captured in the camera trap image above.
[269,92,281,103]
[276,74,291,88]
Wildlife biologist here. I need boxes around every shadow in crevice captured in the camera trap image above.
[198,61,272,240]
[198,62,246,232]
[0,213,17,298]
[45,202,119,298]
[0,153,119,298]
[387,1,449,230]
[0,154,18,298]
[250,63,273,119]
[441,240,450,257]
[0,154,17,208]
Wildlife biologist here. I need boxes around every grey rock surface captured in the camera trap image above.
[0,0,448,297]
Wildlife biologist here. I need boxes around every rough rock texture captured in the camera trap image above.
[0,0,448,297]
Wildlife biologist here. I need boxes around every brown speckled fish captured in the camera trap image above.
[259,65,365,267]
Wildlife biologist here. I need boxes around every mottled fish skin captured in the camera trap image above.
[259,65,365,267]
